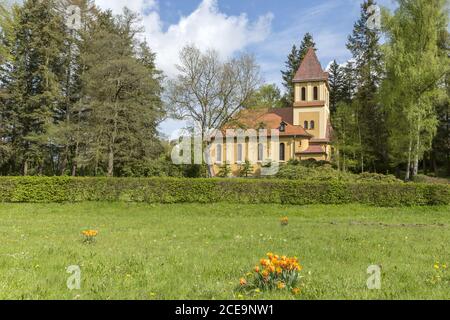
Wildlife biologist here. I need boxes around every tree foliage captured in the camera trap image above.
[281,33,316,107]
[247,84,283,109]
[381,0,449,180]
[0,1,164,177]
[346,0,387,173]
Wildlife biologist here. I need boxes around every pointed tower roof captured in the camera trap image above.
[293,47,328,82]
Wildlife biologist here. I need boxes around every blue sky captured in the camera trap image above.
[94,0,398,136]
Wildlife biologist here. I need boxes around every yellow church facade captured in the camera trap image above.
[211,48,332,176]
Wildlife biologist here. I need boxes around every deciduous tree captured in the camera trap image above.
[381,0,449,180]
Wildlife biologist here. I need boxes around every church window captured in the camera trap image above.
[216,144,222,163]
[301,87,306,101]
[237,144,243,163]
[258,143,264,162]
[279,143,286,161]
[313,86,319,100]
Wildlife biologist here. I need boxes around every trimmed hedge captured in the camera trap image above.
[0,177,449,207]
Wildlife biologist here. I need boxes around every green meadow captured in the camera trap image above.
[0,202,449,300]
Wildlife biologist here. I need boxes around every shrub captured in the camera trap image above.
[275,164,353,182]
[0,176,448,206]
[276,164,403,184]
[238,160,254,178]
[355,172,401,184]
[217,162,232,178]
[413,174,450,185]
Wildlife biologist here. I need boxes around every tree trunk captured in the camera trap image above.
[72,141,79,177]
[23,160,28,176]
[423,152,428,175]
[107,147,114,177]
[405,138,413,181]
[413,154,419,177]
[60,147,69,176]
[447,109,450,176]
[336,147,341,172]
[108,101,119,178]
[358,126,364,173]
[395,165,401,179]
[412,122,421,178]
[432,153,438,176]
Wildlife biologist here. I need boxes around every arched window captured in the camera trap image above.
[301,87,306,101]
[279,143,286,161]
[237,144,243,163]
[313,86,319,100]
[216,144,222,163]
[310,121,315,130]
[258,143,264,162]
[304,121,309,130]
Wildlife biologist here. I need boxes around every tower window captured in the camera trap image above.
[304,121,309,130]
[301,87,306,101]
[310,121,315,130]
[313,86,319,100]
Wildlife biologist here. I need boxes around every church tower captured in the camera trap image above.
[292,48,331,145]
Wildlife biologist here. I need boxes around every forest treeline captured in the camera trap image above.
[0,0,449,180]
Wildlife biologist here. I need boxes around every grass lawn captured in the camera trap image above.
[0,202,449,300]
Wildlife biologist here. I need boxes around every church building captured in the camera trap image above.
[212,48,332,176]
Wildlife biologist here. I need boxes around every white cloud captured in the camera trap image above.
[139,0,273,77]
[94,0,157,15]
[95,0,273,77]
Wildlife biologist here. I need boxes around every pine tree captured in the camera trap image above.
[328,60,344,114]
[332,101,361,172]
[48,0,95,176]
[346,0,387,172]
[281,33,316,107]
[80,9,164,177]
[298,33,316,62]
[6,0,67,175]
[340,61,356,104]
[281,45,299,107]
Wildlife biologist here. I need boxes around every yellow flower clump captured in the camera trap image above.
[258,253,302,276]
[82,230,98,237]
[239,252,303,295]
[280,217,289,226]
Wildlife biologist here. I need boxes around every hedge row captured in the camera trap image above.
[0,177,449,206]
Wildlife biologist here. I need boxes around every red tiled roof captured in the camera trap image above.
[293,48,328,82]
[226,108,311,137]
[298,145,326,154]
